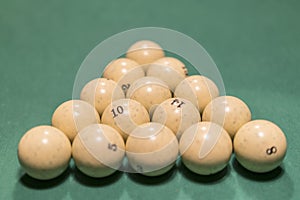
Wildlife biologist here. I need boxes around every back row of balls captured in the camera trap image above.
[18,40,287,180]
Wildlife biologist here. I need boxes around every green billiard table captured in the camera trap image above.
[1,0,299,200]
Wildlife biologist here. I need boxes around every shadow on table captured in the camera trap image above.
[126,164,177,185]
[18,166,70,189]
[126,165,180,200]
[232,157,283,181]
[67,166,125,200]
[72,166,123,187]
[178,159,230,184]
[13,167,71,200]
[232,157,295,200]
[179,159,236,200]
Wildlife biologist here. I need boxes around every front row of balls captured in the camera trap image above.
[17,118,287,180]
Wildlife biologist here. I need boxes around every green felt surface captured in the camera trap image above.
[1,0,300,199]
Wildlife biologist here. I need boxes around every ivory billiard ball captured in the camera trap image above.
[179,122,232,175]
[152,98,201,139]
[101,99,150,140]
[126,40,165,66]
[234,120,287,173]
[80,78,125,115]
[18,126,71,180]
[102,58,145,94]
[126,77,172,112]
[174,75,219,113]
[152,57,188,76]
[72,124,125,178]
[202,96,251,138]
[147,57,187,91]
[126,122,178,176]
[52,100,100,141]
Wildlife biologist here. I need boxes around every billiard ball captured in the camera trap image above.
[101,99,150,140]
[52,100,100,141]
[152,97,201,139]
[18,126,71,180]
[102,58,145,94]
[126,122,178,176]
[126,40,165,66]
[149,56,188,76]
[147,57,187,91]
[179,122,232,175]
[234,120,287,173]
[174,75,219,113]
[202,96,251,138]
[72,124,125,178]
[80,78,125,115]
[126,77,172,113]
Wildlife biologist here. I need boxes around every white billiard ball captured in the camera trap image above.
[179,122,232,175]
[72,124,125,178]
[202,96,251,138]
[126,40,165,66]
[147,57,187,91]
[174,75,219,113]
[51,100,100,141]
[234,120,287,173]
[101,99,150,140]
[126,122,178,176]
[152,97,201,139]
[102,58,145,94]
[126,77,172,112]
[18,126,71,180]
[80,78,125,115]
[152,57,188,76]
